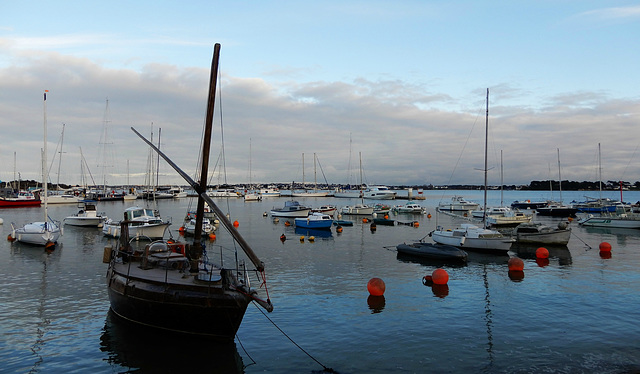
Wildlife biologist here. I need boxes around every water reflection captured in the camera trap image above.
[366,295,385,313]
[100,311,245,373]
[294,227,333,239]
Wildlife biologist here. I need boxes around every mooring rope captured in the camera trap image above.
[251,301,337,373]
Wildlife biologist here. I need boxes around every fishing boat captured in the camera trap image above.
[513,222,571,245]
[11,90,61,247]
[64,202,107,227]
[0,190,41,208]
[431,89,514,253]
[295,212,333,229]
[311,205,337,216]
[102,206,171,239]
[392,203,425,214]
[105,44,273,340]
[396,242,468,262]
[438,196,479,211]
[270,200,311,218]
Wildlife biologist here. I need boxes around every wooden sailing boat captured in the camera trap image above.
[105,44,273,339]
[11,90,62,247]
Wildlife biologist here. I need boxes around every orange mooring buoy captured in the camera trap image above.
[432,269,449,285]
[367,278,386,296]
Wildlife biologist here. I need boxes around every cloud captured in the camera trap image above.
[1,47,639,188]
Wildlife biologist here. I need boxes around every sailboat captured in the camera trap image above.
[430,89,514,252]
[243,139,261,201]
[105,44,273,339]
[340,152,374,215]
[536,149,578,217]
[11,90,62,247]
[44,123,80,204]
[291,153,329,197]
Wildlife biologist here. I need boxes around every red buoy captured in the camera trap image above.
[7,234,16,242]
[208,233,216,241]
[422,275,433,286]
[233,220,239,227]
[508,257,524,271]
[367,277,386,296]
[336,226,343,233]
[432,268,449,285]
[599,242,612,252]
[536,247,549,259]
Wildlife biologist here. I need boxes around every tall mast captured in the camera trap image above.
[557,148,563,202]
[483,88,489,228]
[43,90,49,223]
[192,43,221,256]
[598,143,602,199]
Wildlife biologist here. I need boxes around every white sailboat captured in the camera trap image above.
[431,89,514,252]
[11,90,62,247]
[291,153,329,197]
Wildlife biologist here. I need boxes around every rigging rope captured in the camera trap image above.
[251,302,337,373]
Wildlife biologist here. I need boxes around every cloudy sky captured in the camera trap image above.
[1,1,639,188]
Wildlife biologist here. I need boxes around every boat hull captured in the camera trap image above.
[396,242,468,262]
[13,222,61,245]
[536,207,579,217]
[515,230,571,245]
[64,217,105,227]
[107,268,250,340]
[294,220,333,229]
[578,216,640,229]
[103,222,170,239]
[0,199,41,208]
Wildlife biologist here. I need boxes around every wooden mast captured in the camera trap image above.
[191,43,220,260]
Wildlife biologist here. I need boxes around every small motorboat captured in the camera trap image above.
[396,242,468,262]
[373,217,396,226]
[333,220,353,226]
[295,212,333,229]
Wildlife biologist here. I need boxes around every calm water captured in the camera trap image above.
[1,190,639,373]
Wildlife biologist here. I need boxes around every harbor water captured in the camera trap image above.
[1,189,639,373]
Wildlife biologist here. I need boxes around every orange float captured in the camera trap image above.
[367,278,386,296]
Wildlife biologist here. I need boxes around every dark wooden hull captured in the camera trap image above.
[107,267,251,340]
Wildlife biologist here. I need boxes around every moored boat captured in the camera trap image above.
[270,200,311,218]
[102,206,171,239]
[340,203,374,215]
[64,202,107,227]
[392,203,425,214]
[295,212,333,229]
[106,44,273,340]
[511,200,548,210]
[0,191,41,208]
[438,196,479,211]
[396,242,468,262]
[363,185,396,200]
[513,222,571,245]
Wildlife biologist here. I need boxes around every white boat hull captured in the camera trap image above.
[579,215,640,229]
[64,217,105,227]
[13,222,61,246]
[103,222,170,239]
[340,205,374,215]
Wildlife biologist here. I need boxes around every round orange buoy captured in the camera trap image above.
[209,233,216,241]
[413,221,419,228]
[299,236,305,242]
[233,220,239,227]
[7,234,16,242]
[432,268,449,285]
[178,226,185,233]
[336,226,343,233]
[280,234,286,241]
[367,277,386,296]
[384,214,389,219]
[427,213,432,219]
[44,241,56,251]
[284,221,291,226]
[508,257,524,271]
[422,275,433,286]
[568,217,573,222]
[536,247,549,259]
[309,236,315,242]
[362,218,368,223]
[599,242,612,252]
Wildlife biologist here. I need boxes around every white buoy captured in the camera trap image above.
[0,218,4,225]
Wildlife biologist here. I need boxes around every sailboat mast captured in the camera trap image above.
[557,148,563,202]
[598,143,602,199]
[192,43,221,251]
[43,90,49,222]
[56,123,65,188]
[483,88,489,227]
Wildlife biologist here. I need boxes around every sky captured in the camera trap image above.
[1,1,639,188]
